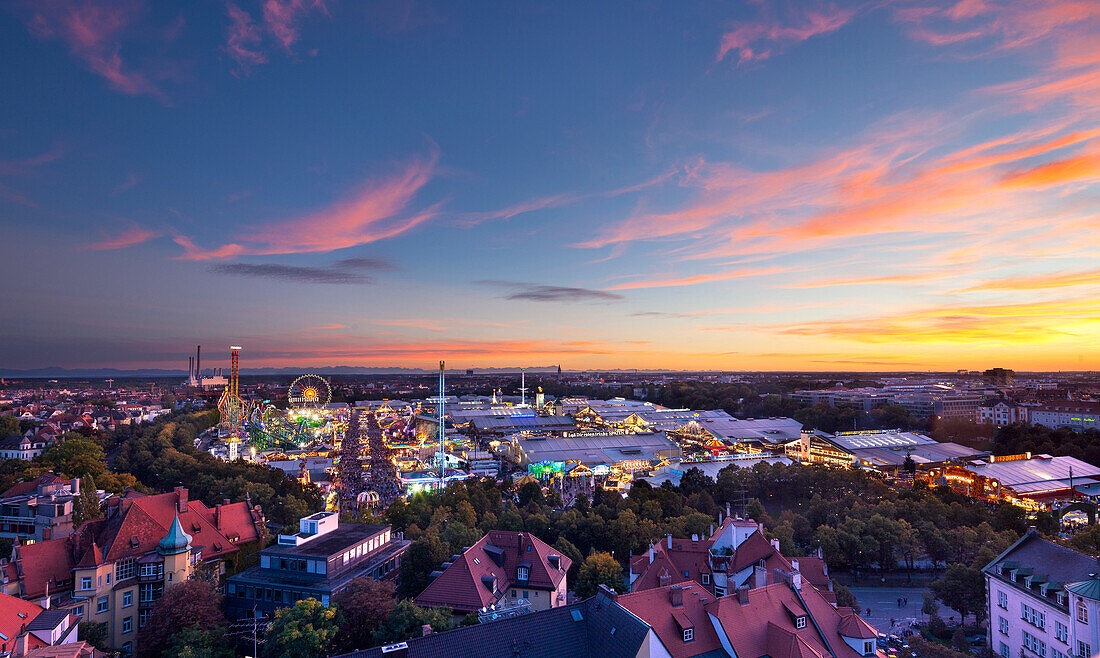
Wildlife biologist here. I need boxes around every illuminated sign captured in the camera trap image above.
[591,465,611,475]
[529,461,565,476]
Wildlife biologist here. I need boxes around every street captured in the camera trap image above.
[848,586,965,635]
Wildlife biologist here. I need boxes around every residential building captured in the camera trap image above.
[629,517,834,601]
[415,531,569,616]
[981,402,1029,427]
[12,488,264,655]
[0,593,81,656]
[790,389,897,411]
[0,435,48,462]
[983,529,1100,658]
[1030,402,1100,432]
[0,474,102,543]
[226,512,408,621]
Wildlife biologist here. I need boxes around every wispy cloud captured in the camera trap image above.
[605,266,790,291]
[263,0,328,51]
[208,257,395,284]
[84,223,161,250]
[0,145,62,207]
[958,268,1100,292]
[110,172,141,196]
[175,149,439,259]
[23,0,172,102]
[225,2,267,73]
[717,1,860,65]
[477,280,625,303]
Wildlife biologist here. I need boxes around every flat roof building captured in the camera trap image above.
[226,512,408,620]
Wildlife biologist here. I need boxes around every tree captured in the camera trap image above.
[371,599,454,645]
[137,580,227,658]
[332,578,396,653]
[908,636,972,658]
[263,599,342,658]
[162,628,233,658]
[903,452,916,476]
[79,621,109,652]
[72,473,102,526]
[574,551,623,598]
[833,583,859,611]
[930,563,986,623]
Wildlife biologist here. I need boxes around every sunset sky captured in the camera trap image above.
[1,0,1098,372]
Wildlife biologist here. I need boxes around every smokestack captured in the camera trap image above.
[196,345,201,378]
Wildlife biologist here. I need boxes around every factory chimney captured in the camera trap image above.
[196,345,201,378]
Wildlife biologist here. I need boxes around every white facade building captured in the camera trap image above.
[981,402,1029,427]
[985,529,1100,658]
[1030,403,1100,432]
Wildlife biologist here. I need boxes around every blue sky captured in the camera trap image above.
[1,0,1098,371]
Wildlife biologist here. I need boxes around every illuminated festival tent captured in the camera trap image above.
[926,452,1100,508]
[513,432,681,468]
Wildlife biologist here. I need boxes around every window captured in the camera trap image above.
[106,573,111,584]
[1023,603,1047,630]
[1000,643,1010,658]
[122,617,132,634]
[523,591,529,599]
[116,558,135,581]
[139,563,162,578]
[121,642,132,657]
[714,586,726,597]
[1078,642,1092,658]
[999,590,1009,609]
[81,577,92,590]
[683,570,689,578]
[73,606,84,617]
[1052,649,1067,658]
[138,610,149,629]
[1024,630,1047,657]
[999,617,1009,635]
[864,641,874,655]
[683,628,694,642]
[517,566,529,581]
[795,616,807,629]
[1078,601,1089,624]
[97,596,109,613]
[701,573,710,585]
[123,591,133,607]
[1056,621,1069,643]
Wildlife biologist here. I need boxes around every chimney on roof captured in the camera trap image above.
[421,624,432,637]
[649,545,654,564]
[659,570,672,587]
[736,586,750,605]
[70,477,80,496]
[14,629,28,657]
[710,523,714,537]
[175,487,188,513]
[691,534,699,542]
[598,584,618,601]
[770,538,780,551]
[669,584,684,607]
[718,511,723,525]
[667,534,672,549]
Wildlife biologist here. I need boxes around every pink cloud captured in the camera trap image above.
[225,2,267,73]
[24,0,168,102]
[717,2,858,64]
[263,0,328,52]
[174,149,439,260]
[85,224,160,250]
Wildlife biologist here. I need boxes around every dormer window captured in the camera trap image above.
[517,566,529,581]
[683,628,694,642]
[702,573,710,585]
[795,616,807,629]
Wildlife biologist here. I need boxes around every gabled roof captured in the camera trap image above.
[17,539,75,598]
[617,581,726,658]
[0,473,66,499]
[705,582,877,658]
[414,531,570,614]
[838,611,878,639]
[0,593,47,655]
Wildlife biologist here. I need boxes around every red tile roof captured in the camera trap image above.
[617,581,724,658]
[0,593,47,655]
[706,582,881,658]
[17,539,75,599]
[415,531,570,613]
[0,474,66,499]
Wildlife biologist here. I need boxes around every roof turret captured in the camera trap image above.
[157,514,193,556]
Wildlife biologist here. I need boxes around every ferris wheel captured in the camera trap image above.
[288,374,331,408]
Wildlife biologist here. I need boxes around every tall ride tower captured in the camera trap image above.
[437,360,446,489]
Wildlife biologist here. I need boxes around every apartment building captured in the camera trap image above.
[984,529,1100,658]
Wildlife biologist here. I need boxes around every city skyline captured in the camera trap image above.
[2,0,1099,371]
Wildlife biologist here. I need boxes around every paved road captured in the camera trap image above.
[848,586,964,635]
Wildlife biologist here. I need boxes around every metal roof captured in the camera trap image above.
[826,430,937,451]
[964,455,1100,489]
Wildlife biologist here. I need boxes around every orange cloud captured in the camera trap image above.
[717,2,858,64]
[959,268,1100,292]
[85,224,160,251]
[605,265,790,291]
[174,150,439,260]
